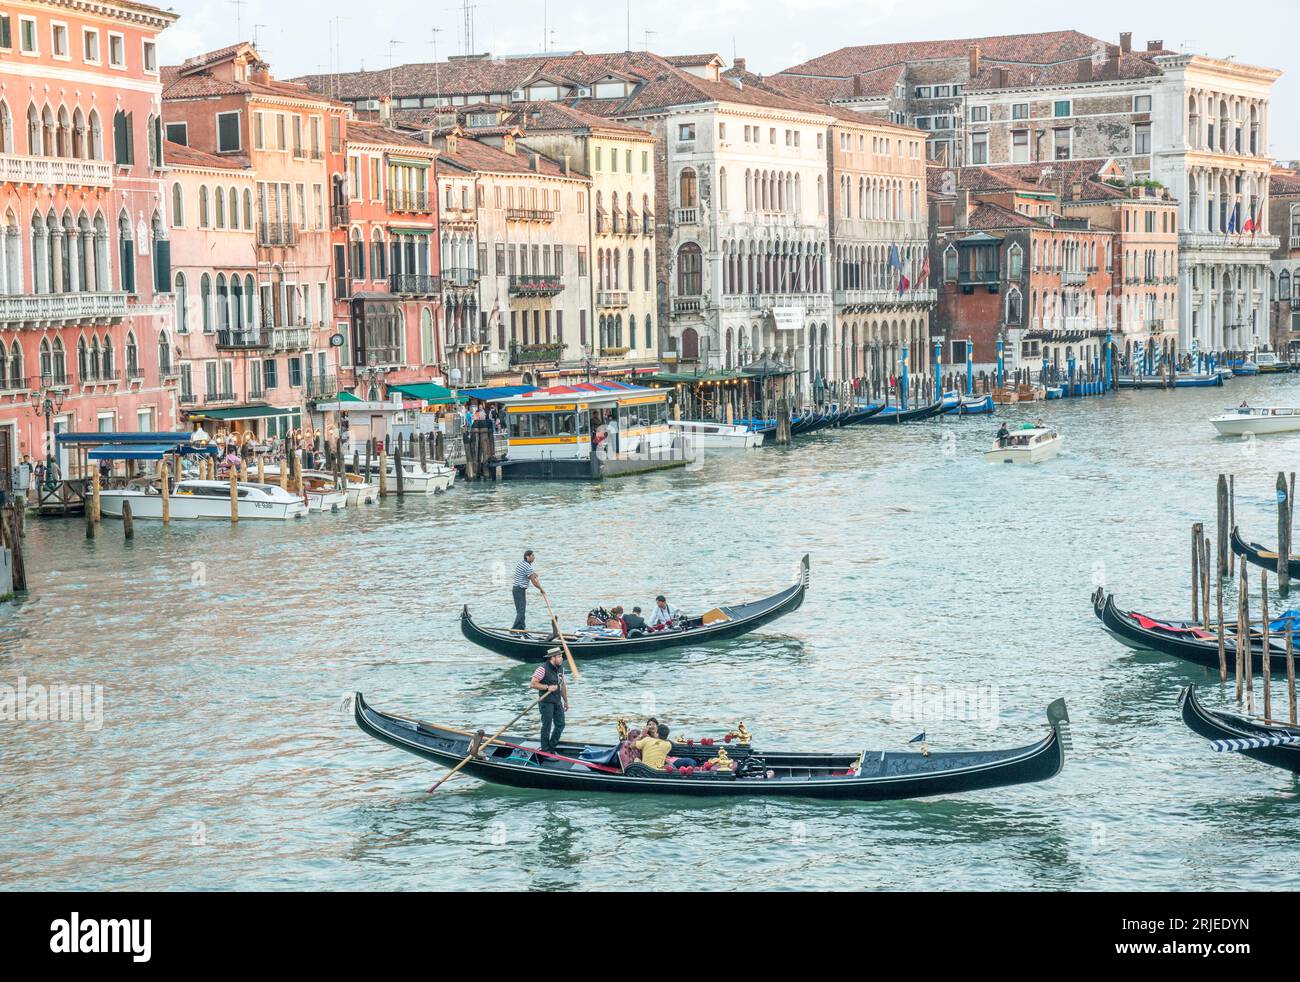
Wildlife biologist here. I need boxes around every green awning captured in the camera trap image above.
[387,382,465,404]
[189,405,299,421]
[336,392,364,403]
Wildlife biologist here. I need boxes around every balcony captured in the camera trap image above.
[80,370,120,386]
[508,274,564,298]
[1181,231,1280,252]
[0,292,129,329]
[506,208,556,223]
[442,267,480,289]
[0,153,114,189]
[307,375,339,401]
[387,190,433,214]
[958,269,1000,288]
[258,222,298,248]
[509,342,566,366]
[1063,270,1086,286]
[215,328,271,350]
[442,206,476,227]
[675,207,699,226]
[330,202,350,228]
[0,376,36,395]
[643,218,656,237]
[719,292,833,312]
[598,291,629,309]
[390,273,441,296]
[270,327,312,351]
[834,287,938,308]
[672,297,703,314]
[311,148,325,161]
[180,389,197,405]
[203,390,237,404]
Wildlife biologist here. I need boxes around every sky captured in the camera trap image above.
[155,0,1300,159]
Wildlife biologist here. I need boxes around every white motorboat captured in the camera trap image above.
[668,419,764,449]
[1211,406,1300,437]
[258,467,358,512]
[98,480,309,521]
[362,457,456,494]
[983,426,1063,464]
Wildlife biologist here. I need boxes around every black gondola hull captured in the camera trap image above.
[1092,589,1289,674]
[353,693,1069,800]
[463,554,810,661]
[1179,685,1300,773]
[1231,527,1300,579]
[854,401,946,425]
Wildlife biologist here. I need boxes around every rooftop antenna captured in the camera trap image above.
[388,40,404,104]
[543,0,547,53]
[626,0,631,52]
[253,23,267,48]
[461,0,476,57]
[229,0,246,40]
[643,29,657,53]
[431,27,444,104]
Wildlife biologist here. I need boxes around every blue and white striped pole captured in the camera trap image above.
[966,337,974,395]
[901,341,910,411]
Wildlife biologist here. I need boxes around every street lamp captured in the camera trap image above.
[29,380,65,492]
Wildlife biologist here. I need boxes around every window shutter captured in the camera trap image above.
[153,239,171,294]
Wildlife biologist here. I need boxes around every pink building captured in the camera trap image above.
[0,0,180,475]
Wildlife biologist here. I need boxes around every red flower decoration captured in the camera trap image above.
[703,738,714,746]
[724,734,734,744]
[686,739,694,746]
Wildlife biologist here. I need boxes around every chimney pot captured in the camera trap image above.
[1119,32,1132,54]
[969,44,981,77]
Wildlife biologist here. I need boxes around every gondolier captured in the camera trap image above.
[512,550,541,630]
[529,648,569,754]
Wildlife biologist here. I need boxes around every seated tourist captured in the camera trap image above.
[623,606,648,636]
[646,595,680,631]
[634,721,673,772]
[607,606,628,636]
[655,724,694,772]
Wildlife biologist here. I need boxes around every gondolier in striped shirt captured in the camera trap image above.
[530,648,569,754]
[512,550,541,631]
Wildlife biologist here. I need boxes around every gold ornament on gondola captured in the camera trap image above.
[708,747,735,772]
[616,719,628,740]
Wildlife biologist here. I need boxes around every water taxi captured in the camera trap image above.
[259,467,350,512]
[1211,406,1300,437]
[98,480,309,521]
[1255,351,1289,374]
[668,419,764,449]
[984,426,1063,464]
[360,457,456,494]
[497,382,685,480]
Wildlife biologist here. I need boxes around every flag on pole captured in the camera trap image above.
[1227,206,1237,235]
[921,253,931,283]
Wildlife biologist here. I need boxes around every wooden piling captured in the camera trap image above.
[1191,522,1202,622]
[1262,571,1272,722]
[1201,532,1211,631]
[230,467,239,525]
[419,432,428,470]
[280,439,289,490]
[91,466,101,524]
[85,499,95,539]
[1236,562,1246,703]
[1280,472,1292,598]
[1288,616,1298,726]
[378,450,388,498]
[3,509,25,592]
[160,462,171,526]
[1216,474,1228,578]
[394,445,405,497]
[1216,557,1227,683]
[122,500,134,540]
[365,440,373,486]
[435,432,445,463]
[256,455,265,485]
[1229,475,1236,576]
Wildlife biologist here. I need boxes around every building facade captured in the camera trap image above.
[1266,169,1300,355]
[1,0,179,472]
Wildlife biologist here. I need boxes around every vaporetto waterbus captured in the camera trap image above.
[496,382,688,480]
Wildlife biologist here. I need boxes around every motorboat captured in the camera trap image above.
[1211,406,1300,437]
[1255,351,1289,374]
[258,467,349,512]
[361,457,456,494]
[668,419,764,449]
[983,425,1062,464]
[98,480,309,521]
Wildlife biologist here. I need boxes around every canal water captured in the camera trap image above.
[4,377,1300,891]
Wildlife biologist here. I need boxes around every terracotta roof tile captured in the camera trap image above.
[163,140,251,172]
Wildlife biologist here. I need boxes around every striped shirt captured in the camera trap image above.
[512,560,537,589]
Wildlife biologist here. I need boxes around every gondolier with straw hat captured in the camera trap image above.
[529,648,569,754]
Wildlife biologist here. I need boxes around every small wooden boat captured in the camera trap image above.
[1231,527,1300,579]
[1174,372,1226,388]
[1212,406,1300,437]
[98,479,309,521]
[462,555,809,661]
[1179,686,1300,774]
[1091,589,1288,674]
[983,426,1061,464]
[942,392,995,415]
[353,692,1070,800]
[668,419,763,449]
[854,401,945,425]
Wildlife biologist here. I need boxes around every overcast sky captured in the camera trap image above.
[156,0,1299,158]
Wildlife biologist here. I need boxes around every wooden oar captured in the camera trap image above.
[539,588,581,679]
[428,695,544,793]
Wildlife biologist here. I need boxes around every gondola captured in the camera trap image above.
[1179,685,1300,773]
[1092,589,1288,674]
[854,400,945,425]
[462,554,810,661]
[1231,527,1300,579]
[840,403,886,426]
[353,692,1070,800]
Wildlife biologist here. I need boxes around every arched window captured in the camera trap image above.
[125,331,139,378]
[227,187,240,229]
[171,183,185,227]
[9,341,23,387]
[718,168,728,212]
[200,273,212,332]
[214,188,226,229]
[626,249,635,292]
[88,110,102,159]
[421,308,435,364]
[0,101,13,155]
[629,316,637,350]
[1006,288,1023,326]
[943,245,958,282]
[644,250,652,292]
[199,186,210,228]
[101,334,114,378]
[679,168,698,209]
[1281,270,1292,301]
[243,189,254,230]
[644,314,653,352]
[1007,243,1023,280]
[158,330,172,376]
[175,272,189,332]
[676,243,702,295]
[350,227,365,280]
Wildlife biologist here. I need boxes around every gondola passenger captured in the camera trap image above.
[634,722,672,772]
[623,606,648,636]
[646,595,679,631]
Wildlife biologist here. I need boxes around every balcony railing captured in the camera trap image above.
[506,208,556,223]
[180,389,197,405]
[1063,270,1086,286]
[387,190,433,213]
[258,222,298,247]
[509,342,566,366]
[643,218,656,237]
[204,390,237,404]
[80,369,120,386]
[270,327,312,351]
[330,202,350,228]
[672,297,703,314]
[311,147,325,161]
[833,288,938,307]
[442,267,480,289]
[307,375,339,401]
[675,207,699,225]
[1,292,129,328]
[508,274,564,297]
[390,273,441,296]
[0,152,114,189]
[598,291,629,308]
[959,270,1000,287]
[0,376,37,395]
[215,328,271,350]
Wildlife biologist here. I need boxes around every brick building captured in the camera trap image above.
[1266,169,1300,355]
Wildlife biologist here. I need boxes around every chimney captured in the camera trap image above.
[379,97,391,123]
[1119,32,1132,54]
[529,153,540,172]
[1147,40,1163,52]
[1071,180,1083,201]
[1076,60,1093,82]
[561,154,570,175]
[250,63,271,85]
[733,57,746,72]
[969,44,981,77]
[852,74,863,97]
[956,188,970,229]
[995,66,1009,88]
